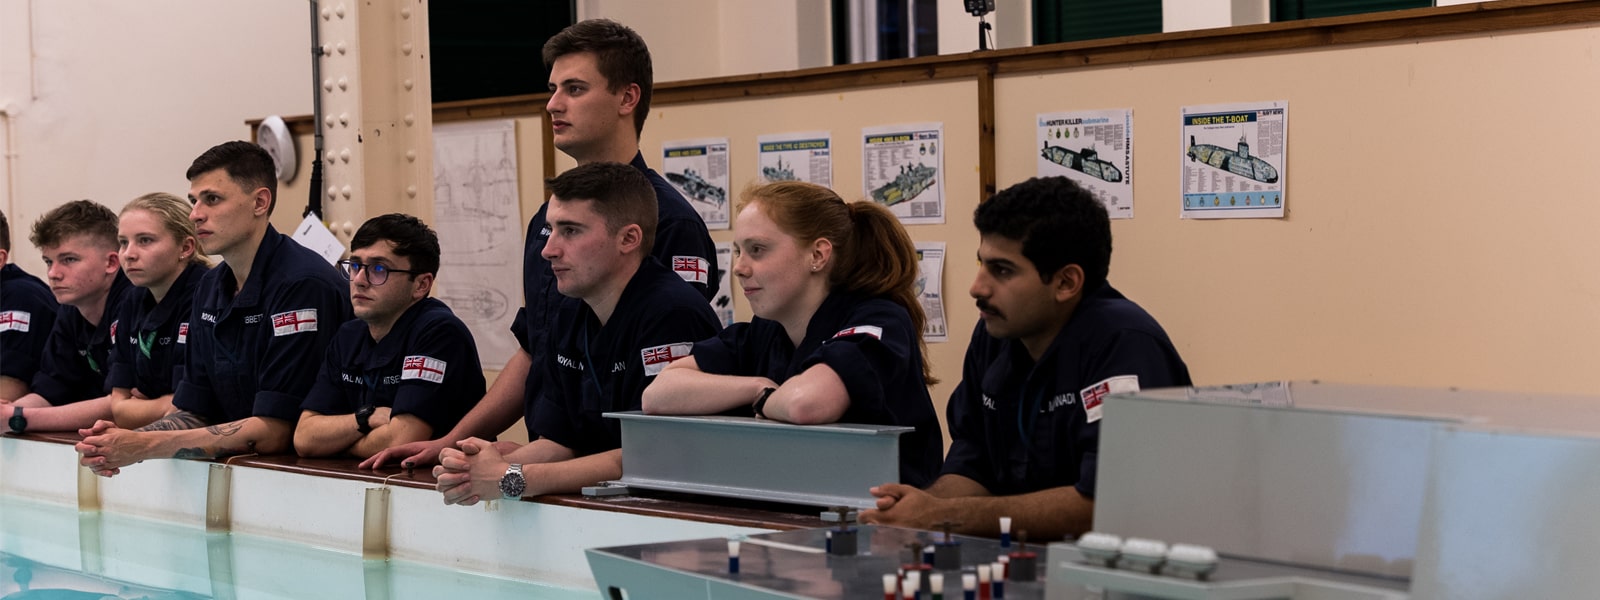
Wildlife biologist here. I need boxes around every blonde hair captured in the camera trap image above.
[740,181,937,385]
[122,192,210,266]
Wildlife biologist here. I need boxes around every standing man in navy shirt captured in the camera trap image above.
[5,201,130,420]
[77,141,351,474]
[432,162,720,503]
[862,176,1191,540]
[295,214,486,458]
[0,210,59,402]
[364,18,718,470]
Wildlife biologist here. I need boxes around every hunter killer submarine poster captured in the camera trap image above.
[1037,109,1134,219]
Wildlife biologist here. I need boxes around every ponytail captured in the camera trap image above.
[835,202,936,384]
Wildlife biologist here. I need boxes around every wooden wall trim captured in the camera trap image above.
[976,64,996,203]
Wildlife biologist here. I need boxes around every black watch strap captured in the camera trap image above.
[8,406,25,434]
[354,405,374,434]
[752,387,777,419]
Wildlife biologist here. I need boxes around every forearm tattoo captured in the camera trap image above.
[136,411,210,432]
[172,440,258,460]
[206,421,245,437]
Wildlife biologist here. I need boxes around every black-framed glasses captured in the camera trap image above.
[337,260,417,286]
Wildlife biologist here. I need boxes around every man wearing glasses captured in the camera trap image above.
[76,141,351,475]
[293,214,485,458]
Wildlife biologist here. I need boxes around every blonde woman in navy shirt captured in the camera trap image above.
[642,181,944,486]
[105,193,210,428]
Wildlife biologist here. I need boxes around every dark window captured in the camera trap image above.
[1272,0,1433,21]
[1034,0,1162,45]
[429,1,575,103]
[832,0,939,65]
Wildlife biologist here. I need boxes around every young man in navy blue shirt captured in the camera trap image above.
[862,176,1191,540]
[363,19,718,470]
[77,141,351,474]
[432,162,720,503]
[295,214,486,458]
[5,201,131,431]
[0,210,59,402]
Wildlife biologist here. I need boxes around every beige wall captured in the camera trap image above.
[0,0,310,273]
[579,0,833,80]
[996,24,1600,394]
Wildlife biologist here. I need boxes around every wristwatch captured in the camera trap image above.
[499,464,526,499]
[752,387,777,419]
[354,405,375,434]
[7,406,23,434]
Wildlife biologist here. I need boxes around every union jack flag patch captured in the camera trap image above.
[271,309,318,336]
[0,310,29,333]
[401,355,447,383]
[1079,375,1139,424]
[832,325,884,340]
[640,342,693,376]
[671,256,710,285]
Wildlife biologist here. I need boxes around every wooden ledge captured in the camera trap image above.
[3,432,819,531]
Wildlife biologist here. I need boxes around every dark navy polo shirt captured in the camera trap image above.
[172,226,352,424]
[301,297,487,436]
[692,291,944,487]
[106,262,207,398]
[941,284,1191,499]
[532,258,721,457]
[0,263,59,383]
[32,272,132,405]
[511,151,720,433]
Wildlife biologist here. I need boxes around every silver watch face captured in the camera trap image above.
[499,465,526,499]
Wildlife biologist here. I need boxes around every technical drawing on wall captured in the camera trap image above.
[432,119,523,369]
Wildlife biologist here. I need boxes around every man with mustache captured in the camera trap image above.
[861,176,1190,540]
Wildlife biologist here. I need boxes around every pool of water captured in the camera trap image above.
[0,495,593,600]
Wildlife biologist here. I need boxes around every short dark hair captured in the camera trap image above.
[186,141,279,214]
[542,19,653,137]
[351,213,441,276]
[29,200,119,251]
[546,162,657,255]
[0,209,10,252]
[975,176,1111,292]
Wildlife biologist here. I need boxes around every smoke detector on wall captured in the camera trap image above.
[256,115,298,182]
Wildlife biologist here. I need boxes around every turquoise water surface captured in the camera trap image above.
[0,495,592,600]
